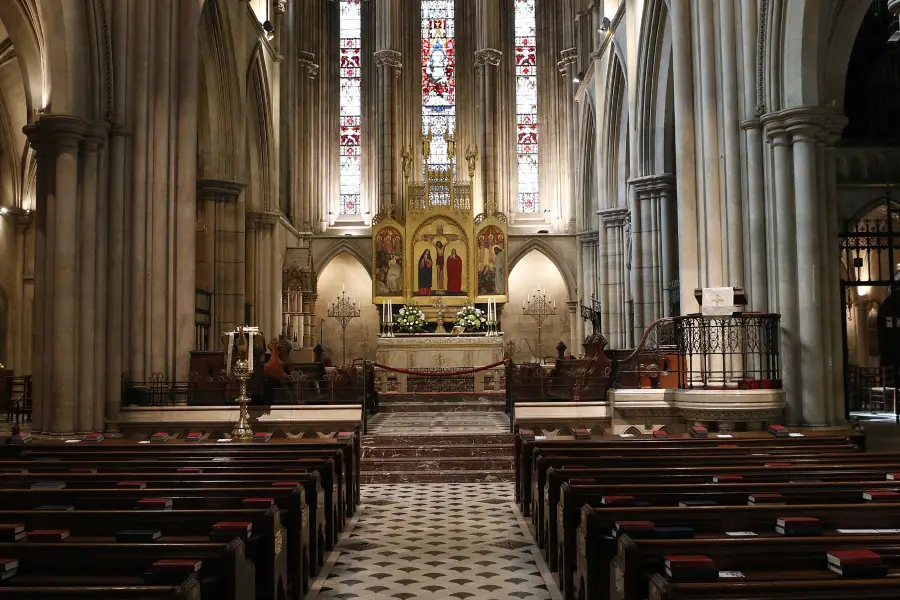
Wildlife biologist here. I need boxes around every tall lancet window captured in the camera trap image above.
[339,0,362,215]
[421,0,456,170]
[515,0,539,213]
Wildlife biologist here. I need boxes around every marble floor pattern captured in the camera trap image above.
[309,482,561,600]
[366,412,510,435]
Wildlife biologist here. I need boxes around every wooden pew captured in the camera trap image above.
[618,534,900,600]
[648,572,900,600]
[0,539,254,600]
[0,576,202,599]
[575,503,900,600]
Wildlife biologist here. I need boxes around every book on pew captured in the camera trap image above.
[210,521,253,541]
[35,505,75,511]
[863,490,900,502]
[689,425,708,438]
[30,481,66,490]
[652,527,696,539]
[10,433,31,445]
[253,432,273,443]
[748,493,786,505]
[115,529,162,542]
[83,432,104,443]
[185,432,204,442]
[117,481,147,489]
[885,473,900,481]
[136,498,173,511]
[827,550,888,577]
[0,569,16,580]
[612,521,655,538]
[775,516,822,536]
[28,529,70,541]
[68,468,97,474]
[242,497,275,508]
[0,559,18,572]
[678,500,718,507]
[150,432,170,443]
[601,495,649,506]
[712,475,743,483]
[573,428,591,440]
[652,429,669,438]
[767,424,789,437]
[664,555,718,582]
[0,525,26,542]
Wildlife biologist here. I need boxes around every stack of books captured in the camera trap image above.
[652,430,669,438]
[775,516,822,536]
[116,529,162,542]
[0,524,26,542]
[601,495,641,506]
[185,432,204,443]
[242,497,275,508]
[253,432,273,444]
[689,425,708,438]
[712,475,743,483]
[117,481,147,489]
[573,428,591,440]
[748,493,786,506]
[863,490,900,502]
[136,498,173,511]
[664,555,718,582]
[827,549,888,577]
[83,432,104,443]
[150,432,170,443]
[210,521,253,542]
[767,424,789,437]
[0,558,17,580]
[28,529,70,541]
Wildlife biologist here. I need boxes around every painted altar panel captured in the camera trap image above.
[474,218,509,303]
[372,221,405,300]
[411,216,469,298]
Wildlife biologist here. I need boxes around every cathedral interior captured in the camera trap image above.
[0,1,898,598]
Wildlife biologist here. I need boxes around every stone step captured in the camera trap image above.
[362,433,514,446]
[379,393,506,404]
[359,470,515,484]
[362,444,514,459]
[378,401,506,413]
[361,456,514,472]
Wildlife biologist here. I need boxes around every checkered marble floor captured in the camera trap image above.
[309,483,560,600]
[366,412,510,435]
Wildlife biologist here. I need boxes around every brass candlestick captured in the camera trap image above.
[231,357,253,441]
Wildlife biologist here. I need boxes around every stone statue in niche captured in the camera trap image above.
[624,214,632,270]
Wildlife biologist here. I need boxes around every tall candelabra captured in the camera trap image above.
[222,324,263,441]
[328,288,361,366]
[523,286,556,360]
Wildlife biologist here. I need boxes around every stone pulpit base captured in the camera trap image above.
[375,334,505,394]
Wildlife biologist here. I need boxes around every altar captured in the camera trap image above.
[375,334,505,394]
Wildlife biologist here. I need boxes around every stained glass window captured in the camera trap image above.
[339,0,362,215]
[421,0,456,170]
[515,0,539,213]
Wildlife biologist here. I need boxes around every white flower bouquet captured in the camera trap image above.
[455,305,487,332]
[395,303,427,333]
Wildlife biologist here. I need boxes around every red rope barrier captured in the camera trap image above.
[370,359,509,377]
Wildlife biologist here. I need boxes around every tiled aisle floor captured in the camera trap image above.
[366,412,510,436]
[309,482,561,600]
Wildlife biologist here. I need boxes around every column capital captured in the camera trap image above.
[576,231,598,244]
[740,118,761,132]
[247,209,281,229]
[196,177,245,203]
[274,0,286,14]
[597,206,630,227]
[474,48,502,67]
[628,173,677,196]
[23,114,109,153]
[1,206,33,233]
[373,49,402,70]
[761,106,834,142]
[298,51,319,77]
[557,47,577,74]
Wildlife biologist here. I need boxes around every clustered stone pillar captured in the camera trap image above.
[296,51,320,229]
[629,174,677,333]
[598,207,630,349]
[474,48,503,212]
[762,107,846,426]
[197,178,247,344]
[558,48,578,231]
[25,115,109,436]
[246,210,281,338]
[374,49,402,216]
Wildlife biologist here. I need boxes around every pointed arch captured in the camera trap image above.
[574,96,598,230]
[634,0,674,176]
[246,43,275,212]
[598,51,628,211]
[315,242,372,277]
[508,238,576,301]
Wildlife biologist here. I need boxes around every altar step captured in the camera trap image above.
[378,392,506,413]
[360,426,515,483]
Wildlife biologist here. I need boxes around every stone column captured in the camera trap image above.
[24,115,109,436]
[247,210,281,337]
[197,178,246,344]
[373,49,402,216]
[669,0,699,313]
[297,51,319,229]
[630,174,676,330]
[474,48,503,213]
[825,116,848,424]
[11,211,33,373]
[558,48,578,231]
[598,207,629,349]
[765,120,802,423]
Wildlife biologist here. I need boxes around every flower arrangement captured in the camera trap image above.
[395,303,427,333]
[455,305,487,332]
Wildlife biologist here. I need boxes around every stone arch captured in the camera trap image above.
[198,0,243,180]
[508,239,576,302]
[0,0,46,119]
[245,43,274,212]
[316,251,380,365]
[574,96,598,229]
[315,241,372,277]
[634,0,674,176]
